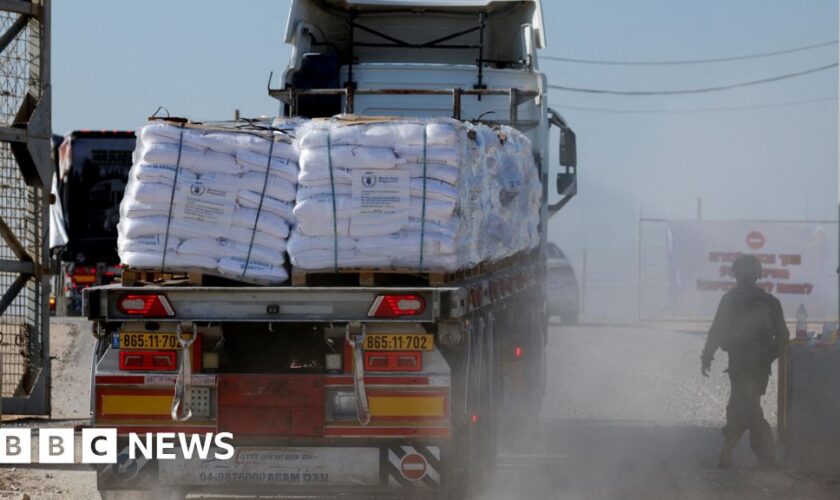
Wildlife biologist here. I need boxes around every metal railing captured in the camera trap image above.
[268,85,539,128]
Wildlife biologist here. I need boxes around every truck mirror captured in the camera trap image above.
[559,126,577,168]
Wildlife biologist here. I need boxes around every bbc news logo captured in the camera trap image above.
[0,429,234,464]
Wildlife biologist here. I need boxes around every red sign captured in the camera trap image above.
[745,230,765,250]
[400,453,428,480]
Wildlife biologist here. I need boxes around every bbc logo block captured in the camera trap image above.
[0,429,233,464]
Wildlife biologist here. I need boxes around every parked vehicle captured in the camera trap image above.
[52,130,135,315]
[86,1,577,498]
[547,242,580,324]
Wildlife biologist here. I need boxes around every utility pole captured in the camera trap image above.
[697,197,702,220]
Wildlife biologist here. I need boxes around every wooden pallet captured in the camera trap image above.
[120,268,205,287]
[291,264,485,287]
[289,252,536,287]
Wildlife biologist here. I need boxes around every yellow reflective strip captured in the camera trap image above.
[368,396,444,417]
[101,395,173,416]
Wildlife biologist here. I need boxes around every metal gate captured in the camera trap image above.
[0,0,51,415]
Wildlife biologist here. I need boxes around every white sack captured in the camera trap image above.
[299,145,397,171]
[136,142,245,175]
[216,257,288,284]
[178,238,284,265]
[119,250,217,271]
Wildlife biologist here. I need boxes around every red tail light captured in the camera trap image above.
[117,294,175,317]
[368,295,425,318]
[514,346,523,358]
[119,350,177,371]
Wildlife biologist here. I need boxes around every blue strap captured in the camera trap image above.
[161,125,185,272]
[242,136,275,280]
[419,127,428,272]
[327,132,338,271]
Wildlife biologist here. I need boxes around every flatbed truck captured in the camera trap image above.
[85,1,577,498]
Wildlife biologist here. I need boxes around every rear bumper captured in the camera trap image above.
[98,441,451,494]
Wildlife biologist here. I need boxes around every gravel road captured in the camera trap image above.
[482,322,840,500]
[1,318,838,499]
[0,318,96,499]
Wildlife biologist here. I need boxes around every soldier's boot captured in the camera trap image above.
[718,438,737,469]
[750,419,776,467]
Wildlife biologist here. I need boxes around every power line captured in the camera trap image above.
[548,62,838,96]
[551,96,838,115]
[541,39,838,66]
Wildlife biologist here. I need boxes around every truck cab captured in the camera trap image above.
[53,130,136,315]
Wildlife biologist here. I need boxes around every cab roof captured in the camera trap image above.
[286,0,545,48]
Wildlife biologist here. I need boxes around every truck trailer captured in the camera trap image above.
[85,1,577,498]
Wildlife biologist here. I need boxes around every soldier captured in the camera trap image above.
[701,254,789,469]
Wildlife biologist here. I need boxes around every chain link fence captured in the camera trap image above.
[0,5,50,413]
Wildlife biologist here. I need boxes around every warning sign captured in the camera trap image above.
[746,230,765,250]
[667,220,831,319]
[400,453,428,481]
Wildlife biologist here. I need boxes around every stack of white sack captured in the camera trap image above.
[287,117,540,271]
[473,125,542,262]
[118,121,299,284]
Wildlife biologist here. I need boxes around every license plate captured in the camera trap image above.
[119,332,181,350]
[363,334,434,351]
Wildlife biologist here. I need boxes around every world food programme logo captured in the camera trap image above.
[361,173,377,188]
[190,182,206,196]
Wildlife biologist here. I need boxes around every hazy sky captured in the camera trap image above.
[53,0,839,319]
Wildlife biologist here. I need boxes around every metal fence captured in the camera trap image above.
[0,1,51,415]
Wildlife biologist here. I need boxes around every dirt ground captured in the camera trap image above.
[1,318,839,499]
[0,318,97,499]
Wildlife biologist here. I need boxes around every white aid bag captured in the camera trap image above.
[136,142,245,175]
[236,150,300,183]
[120,120,300,283]
[289,118,542,272]
[299,121,459,149]
[216,257,288,284]
[119,251,218,271]
[299,145,398,171]
[178,238,285,265]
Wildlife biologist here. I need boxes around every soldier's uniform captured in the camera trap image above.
[702,256,788,468]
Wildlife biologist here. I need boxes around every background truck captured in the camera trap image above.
[52,130,136,315]
[84,1,577,498]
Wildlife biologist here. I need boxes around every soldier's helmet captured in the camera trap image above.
[732,254,762,283]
